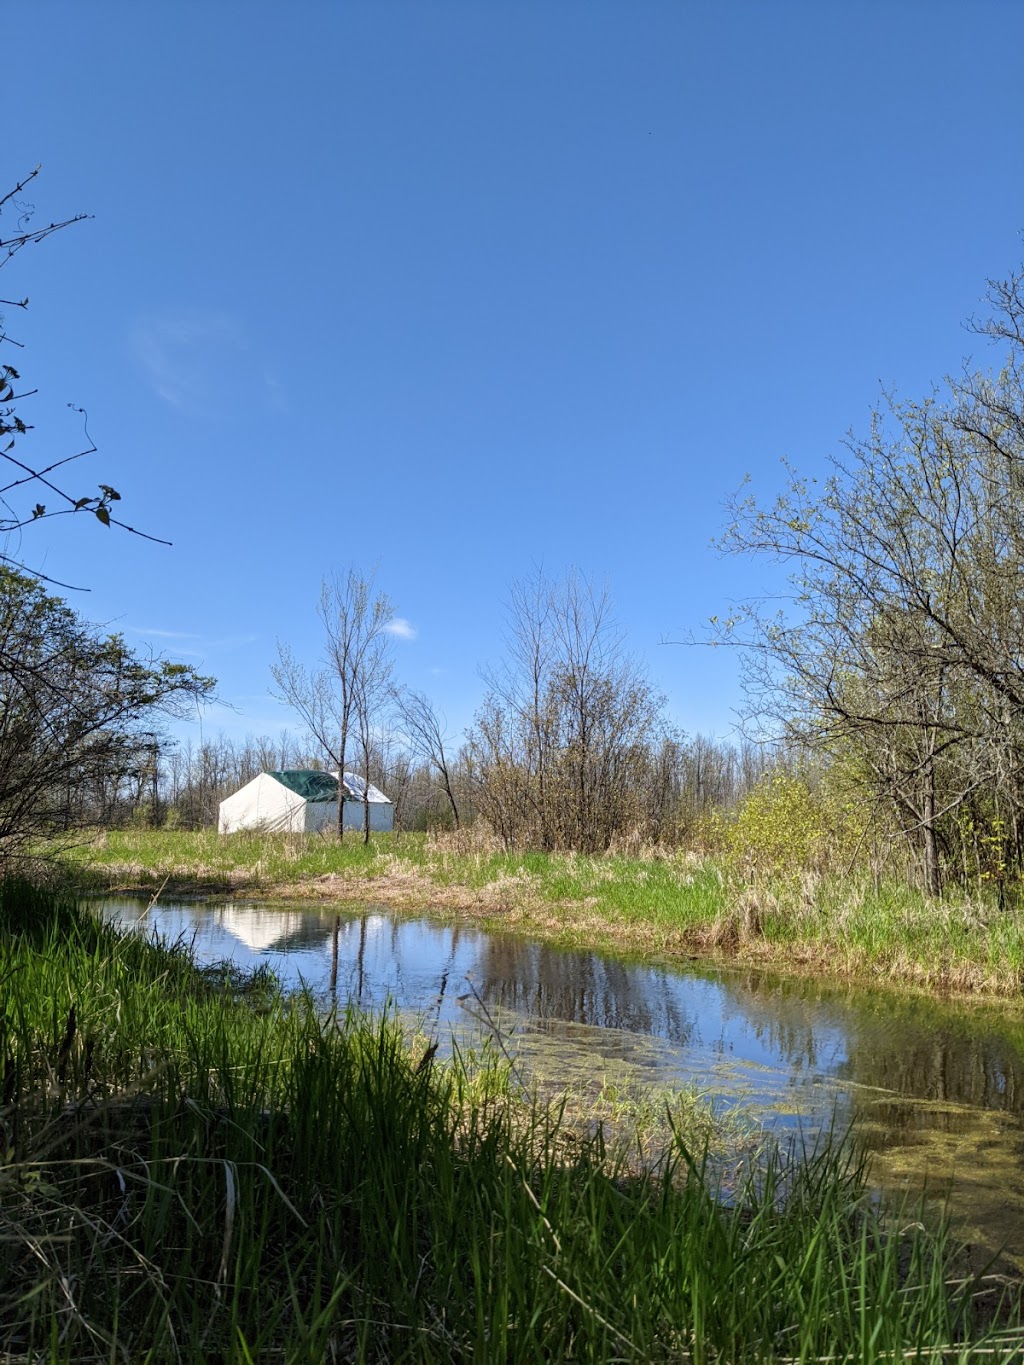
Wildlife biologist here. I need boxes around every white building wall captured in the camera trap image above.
[302,800,394,833]
[303,800,338,834]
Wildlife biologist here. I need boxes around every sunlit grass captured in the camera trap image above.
[55,827,1024,993]
[2,879,1019,1361]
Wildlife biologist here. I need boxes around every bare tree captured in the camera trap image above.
[272,568,395,839]
[467,569,670,852]
[392,688,461,829]
[352,620,394,843]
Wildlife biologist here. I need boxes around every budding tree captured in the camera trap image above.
[272,568,395,841]
[467,569,669,853]
[719,260,1024,894]
[0,567,214,856]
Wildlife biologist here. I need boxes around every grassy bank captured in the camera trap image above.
[2,879,1021,1361]
[63,827,1024,996]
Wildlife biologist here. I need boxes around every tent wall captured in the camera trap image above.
[219,771,395,835]
[302,800,394,833]
[303,801,338,834]
[218,773,304,834]
[345,800,394,833]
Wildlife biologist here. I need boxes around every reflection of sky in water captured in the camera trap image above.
[97,896,1024,1260]
[97,898,1024,1134]
[95,899,852,1129]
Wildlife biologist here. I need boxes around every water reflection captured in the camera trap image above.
[716,968,1024,1122]
[99,898,1024,1115]
[473,936,702,1056]
[97,896,1024,1262]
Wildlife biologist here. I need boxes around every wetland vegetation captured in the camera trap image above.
[4,879,1023,1361]
[65,826,1024,997]
[8,239,1024,1357]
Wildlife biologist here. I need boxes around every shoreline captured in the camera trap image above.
[82,860,1024,1005]
[9,878,1012,1359]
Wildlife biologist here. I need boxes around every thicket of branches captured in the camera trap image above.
[90,722,776,845]
[0,569,213,854]
[722,259,1024,895]
[462,572,668,852]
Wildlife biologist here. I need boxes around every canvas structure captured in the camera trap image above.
[218,770,394,834]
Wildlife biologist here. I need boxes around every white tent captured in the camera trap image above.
[217,770,394,835]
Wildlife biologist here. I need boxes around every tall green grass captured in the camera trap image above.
[62,828,1024,992]
[2,880,1020,1360]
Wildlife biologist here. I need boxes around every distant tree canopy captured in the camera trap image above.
[0,568,214,856]
[721,258,1024,895]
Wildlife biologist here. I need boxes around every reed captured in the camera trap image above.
[2,879,1020,1361]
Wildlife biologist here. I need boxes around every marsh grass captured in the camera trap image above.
[2,880,1022,1360]
[61,828,1024,994]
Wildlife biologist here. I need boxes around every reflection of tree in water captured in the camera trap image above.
[322,913,472,1016]
[330,914,379,1004]
[473,935,695,1047]
[122,899,1024,1149]
[716,968,1024,1128]
[710,968,837,1073]
[840,1005,1024,1134]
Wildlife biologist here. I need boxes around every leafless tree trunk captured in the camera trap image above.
[272,568,395,840]
[392,688,461,828]
[354,625,393,844]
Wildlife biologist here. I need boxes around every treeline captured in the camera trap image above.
[0,552,786,859]
[96,725,779,844]
[91,565,786,848]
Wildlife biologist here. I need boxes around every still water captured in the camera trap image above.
[99,896,1024,1263]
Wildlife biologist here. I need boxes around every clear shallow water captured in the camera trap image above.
[98,896,1024,1263]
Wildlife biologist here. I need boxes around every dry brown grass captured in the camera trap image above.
[66,828,1024,999]
[425,824,506,857]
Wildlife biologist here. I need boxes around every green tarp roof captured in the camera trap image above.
[269,770,339,802]
[267,770,390,803]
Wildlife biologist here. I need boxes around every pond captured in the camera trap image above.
[99,895,1024,1265]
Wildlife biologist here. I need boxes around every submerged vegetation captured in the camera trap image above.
[2,879,1022,1361]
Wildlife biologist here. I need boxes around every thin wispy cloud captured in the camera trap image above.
[131,311,287,417]
[131,627,203,640]
[128,626,259,652]
[262,366,288,414]
[386,617,417,641]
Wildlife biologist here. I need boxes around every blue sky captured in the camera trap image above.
[6,1,1024,751]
